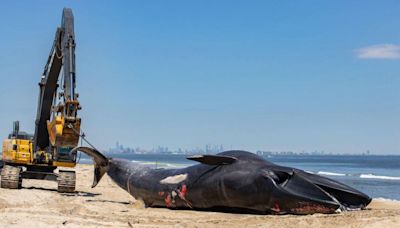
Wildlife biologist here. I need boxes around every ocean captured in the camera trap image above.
[79,153,400,200]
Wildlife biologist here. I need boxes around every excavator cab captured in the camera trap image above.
[2,121,33,165]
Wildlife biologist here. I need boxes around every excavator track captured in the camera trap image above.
[57,170,76,193]
[1,165,22,189]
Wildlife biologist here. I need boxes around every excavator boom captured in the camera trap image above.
[34,8,80,152]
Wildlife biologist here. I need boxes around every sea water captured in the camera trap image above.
[79,153,400,200]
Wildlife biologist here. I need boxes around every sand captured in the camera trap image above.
[0,164,399,227]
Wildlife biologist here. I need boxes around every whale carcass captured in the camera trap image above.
[73,147,371,215]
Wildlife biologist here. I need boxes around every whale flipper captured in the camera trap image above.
[187,154,237,165]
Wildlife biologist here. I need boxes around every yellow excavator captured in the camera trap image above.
[1,8,82,193]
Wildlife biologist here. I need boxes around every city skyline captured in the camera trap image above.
[104,141,382,156]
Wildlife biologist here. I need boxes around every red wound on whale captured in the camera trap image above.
[181,184,187,195]
[165,194,172,207]
[271,202,281,213]
[178,184,187,199]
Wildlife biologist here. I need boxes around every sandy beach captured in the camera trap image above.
[0,164,399,228]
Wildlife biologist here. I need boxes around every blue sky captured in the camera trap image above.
[0,1,399,154]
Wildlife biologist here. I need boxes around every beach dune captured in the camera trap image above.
[0,164,399,227]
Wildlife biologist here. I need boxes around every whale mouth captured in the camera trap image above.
[263,166,371,214]
[70,146,109,188]
[297,171,372,210]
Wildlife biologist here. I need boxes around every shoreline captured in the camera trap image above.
[0,164,399,227]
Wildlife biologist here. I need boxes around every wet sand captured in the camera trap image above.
[0,164,399,227]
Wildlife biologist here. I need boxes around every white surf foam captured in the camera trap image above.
[373,197,400,202]
[317,171,346,176]
[360,174,400,180]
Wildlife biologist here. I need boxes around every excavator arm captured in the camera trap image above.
[33,8,81,160]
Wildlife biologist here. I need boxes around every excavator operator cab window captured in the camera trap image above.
[8,132,34,140]
[56,147,77,162]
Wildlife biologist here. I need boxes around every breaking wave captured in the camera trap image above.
[360,174,400,181]
[317,171,346,176]
[374,197,400,202]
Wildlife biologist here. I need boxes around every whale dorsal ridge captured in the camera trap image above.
[187,155,237,165]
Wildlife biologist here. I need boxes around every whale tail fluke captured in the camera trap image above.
[70,146,109,188]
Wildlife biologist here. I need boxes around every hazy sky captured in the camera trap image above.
[0,1,399,154]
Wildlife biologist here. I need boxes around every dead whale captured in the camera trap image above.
[73,147,371,214]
